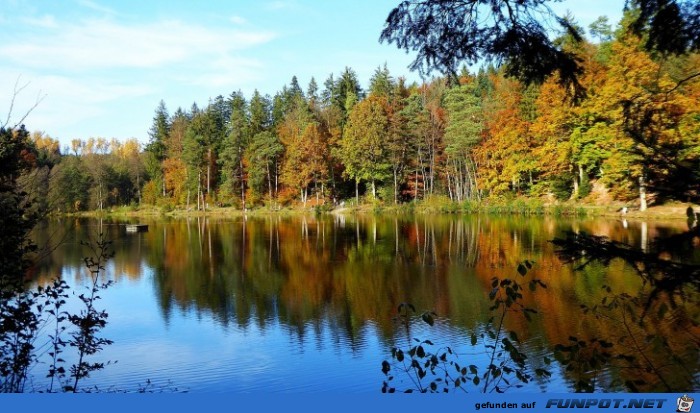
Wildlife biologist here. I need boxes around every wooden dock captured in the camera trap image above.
[125,224,148,233]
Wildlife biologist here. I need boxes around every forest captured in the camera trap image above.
[11,12,700,215]
[1,0,699,395]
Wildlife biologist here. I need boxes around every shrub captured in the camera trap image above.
[578,174,592,199]
[141,181,159,206]
[382,261,551,393]
[550,175,574,201]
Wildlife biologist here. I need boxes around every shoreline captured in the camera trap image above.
[55,200,699,222]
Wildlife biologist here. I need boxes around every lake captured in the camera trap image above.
[27,214,699,393]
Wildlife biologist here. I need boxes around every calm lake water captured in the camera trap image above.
[28,214,699,393]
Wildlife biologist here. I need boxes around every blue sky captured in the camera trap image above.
[1,0,624,147]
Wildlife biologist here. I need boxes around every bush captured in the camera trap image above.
[377,185,396,204]
[1,235,114,393]
[382,261,551,393]
[141,181,159,206]
[550,175,574,201]
[461,199,479,214]
[420,195,458,213]
[578,174,592,199]
[313,203,333,215]
[277,187,297,207]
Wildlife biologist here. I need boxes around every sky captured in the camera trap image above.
[0,0,624,148]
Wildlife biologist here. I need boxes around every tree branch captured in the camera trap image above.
[2,75,46,130]
[664,71,700,95]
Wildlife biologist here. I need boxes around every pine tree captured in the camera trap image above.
[307,77,319,110]
[220,92,250,208]
[145,100,170,198]
[443,80,483,201]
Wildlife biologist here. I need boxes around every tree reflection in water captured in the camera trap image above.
[30,215,699,392]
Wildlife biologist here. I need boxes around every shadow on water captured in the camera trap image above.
[28,214,699,392]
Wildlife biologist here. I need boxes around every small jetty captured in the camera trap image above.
[125,224,149,233]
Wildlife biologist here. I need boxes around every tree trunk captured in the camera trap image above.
[446,164,453,201]
[240,158,245,211]
[429,146,435,195]
[393,169,398,205]
[371,180,376,200]
[267,162,273,204]
[414,165,419,200]
[572,164,582,198]
[639,173,647,212]
[275,160,279,199]
[137,174,141,205]
[197,171,201,211]
[355,179,359,205]
[207,148,211,196]
[458,158,465,201]
[475,174,481,201]
[470,157,481,202]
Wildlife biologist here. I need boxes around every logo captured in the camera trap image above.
[677,395,694,413]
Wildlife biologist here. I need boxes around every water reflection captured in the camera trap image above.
[30,215,699,392]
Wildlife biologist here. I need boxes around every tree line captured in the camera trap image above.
[21,12,700,213]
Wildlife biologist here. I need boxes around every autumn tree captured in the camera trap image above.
[383,0,700,203]
[20,131,60,213]
[528,77,575,198]
[338,95,391,202]
[474,75,532,195]
[119,139,145,204]
[278,102,316,206]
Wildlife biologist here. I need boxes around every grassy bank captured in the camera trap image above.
[357,197,697,220]
[58,196,699,221]
[57,204,303,219]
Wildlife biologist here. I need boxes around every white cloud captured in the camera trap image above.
[75,0,117,15]
[186,55,265,88]
[1,18,277,71]
[38,75,154,104]
[0,14,278,142]
[21,14,58,29]
[266,1,297,11]
[229,15,247,25]
[0,69,154,139]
